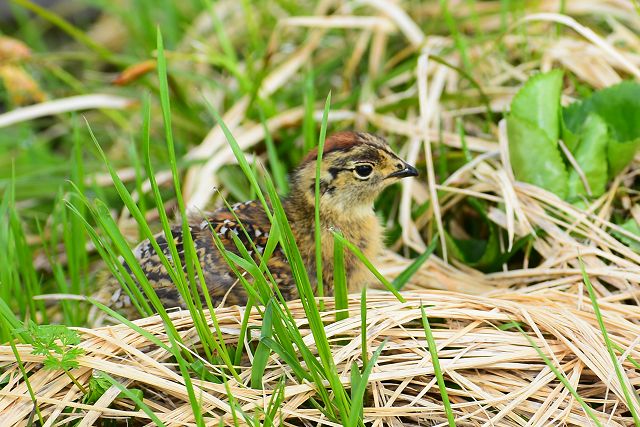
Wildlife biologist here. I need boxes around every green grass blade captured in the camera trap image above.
[333,230,348,323]
[86,298,169,351]
[303,69,317,153]
[234,296,254,366]
[314,92,331,308]
[157,29,238,380]
[64,198,151,318]
[264,376,286,427]
[421,305,455,426]
[515,323,603,426]
[156,27,200,314]
[7,328,43,425]
[360,288,368,368]
[440,0,471,71]
[251,300,274,389]
[99,372,167,427]
[393,235,438,290]
[260,337,312,382]
[221,371,243,426]
[332,231,406,303]
[347,339,387,427]
[0,297,24,343]
[580,259,640,424]
[127,138,148,240]
[260,108,288,193]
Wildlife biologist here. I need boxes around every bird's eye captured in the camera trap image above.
[354,164,374,179]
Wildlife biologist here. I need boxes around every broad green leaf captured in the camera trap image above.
[563,81,640,177]
[507,115,568,198]
[444,224,500,271]
[510,69,563,144]
[608,137,640,178]
[562,99,587,136]
[613,218,640,252]
[567,114,608,199]
[560,104,580,153]
[565,81,640,142]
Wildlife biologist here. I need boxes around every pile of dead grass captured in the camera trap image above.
[1,289,639,426]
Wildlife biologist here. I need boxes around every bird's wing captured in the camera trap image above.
[118,200,293,312]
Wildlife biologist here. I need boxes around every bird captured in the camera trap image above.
[101,131,418,318]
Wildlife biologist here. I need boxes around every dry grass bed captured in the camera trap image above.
[1,289,639,426]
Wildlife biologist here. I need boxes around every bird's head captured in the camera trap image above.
[290,131,418,216]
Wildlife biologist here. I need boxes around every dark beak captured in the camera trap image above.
[387,163,419,179]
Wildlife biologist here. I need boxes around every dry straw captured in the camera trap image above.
[1,0,640,425]
[1,290,639,426]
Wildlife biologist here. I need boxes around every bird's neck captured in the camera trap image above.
[283,185,382,268]
[283,188,376,237]
[283,184,383,293]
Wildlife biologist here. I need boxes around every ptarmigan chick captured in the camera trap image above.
[105,131,418,317]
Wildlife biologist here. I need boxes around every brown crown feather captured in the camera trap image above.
[301,131,366,165]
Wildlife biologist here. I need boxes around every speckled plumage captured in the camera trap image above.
[102,131,418,318]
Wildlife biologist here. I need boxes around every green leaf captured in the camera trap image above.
[444,224,500,271]
[84,371,112,404]
[314,92,332,308]
[613,218,640,252]
[27,323,85,371]
[563,81,640,177]
[608,137,640,178]
[60,348,83,370]
[507,115,568,198]
[260,337,312,382]
[510,70,563,144]
[567,114,609,199]
[264,377,286,427]
[190,360,222,384]
[561,108,580,153]
[566,81,640,142]
[360,287,368,368]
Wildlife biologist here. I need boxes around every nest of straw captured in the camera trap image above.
[1,289,639,426]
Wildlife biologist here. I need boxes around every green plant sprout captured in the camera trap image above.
[19,321,87,395]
